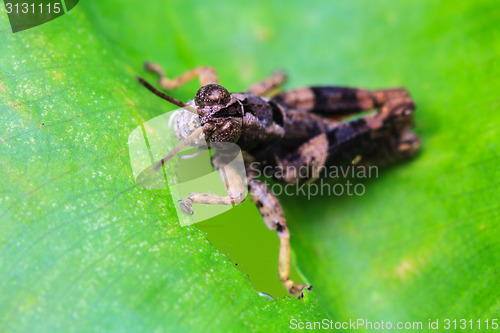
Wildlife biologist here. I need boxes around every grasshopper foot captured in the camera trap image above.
[285,280,312,298]
[298,285,313,299]
[179,198,194,215]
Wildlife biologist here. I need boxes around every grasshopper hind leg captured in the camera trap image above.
[273,86,410,117]
[247,176,311,297]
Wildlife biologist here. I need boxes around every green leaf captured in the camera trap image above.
[0,3,327,333]
[1,0,499,332]
[280,0,500,327]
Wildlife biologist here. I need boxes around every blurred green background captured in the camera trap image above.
[0,0,499,332]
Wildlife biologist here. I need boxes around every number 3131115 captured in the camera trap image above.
[443,319,498,330]
[5,2,61,14]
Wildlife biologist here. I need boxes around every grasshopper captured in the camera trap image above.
[136,64,420,297]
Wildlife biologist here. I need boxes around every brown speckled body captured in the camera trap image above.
[137,66,420,297]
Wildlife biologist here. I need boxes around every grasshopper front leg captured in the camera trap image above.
[246,71,287,97]
[144,63,220,89]
[178,154,246,214]
[247,176,311,296]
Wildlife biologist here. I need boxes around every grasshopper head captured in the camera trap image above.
[195,84,231,107]
[136,77,244,164]
[194,84,243,144]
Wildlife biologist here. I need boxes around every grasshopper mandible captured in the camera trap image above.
[136,63,420,297]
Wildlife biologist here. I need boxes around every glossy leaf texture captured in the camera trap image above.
[1,0,499,332]
[0,3,327,333]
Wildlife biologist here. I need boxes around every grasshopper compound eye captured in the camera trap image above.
[195,84,230,106]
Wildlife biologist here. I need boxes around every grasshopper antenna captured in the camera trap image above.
[136,77,198,114]
[152,125,208,171]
